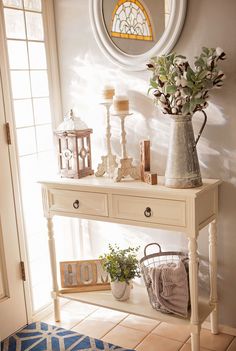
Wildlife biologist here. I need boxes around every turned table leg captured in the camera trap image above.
[209,220,219,334]
[188,237,200,351]
[47,217,60,322]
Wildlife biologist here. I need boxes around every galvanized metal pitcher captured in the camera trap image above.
[165,111,207,188]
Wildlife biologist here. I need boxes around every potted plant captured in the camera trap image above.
[147,47,226,188]
[100,244,140,301]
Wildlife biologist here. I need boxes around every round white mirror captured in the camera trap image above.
[89,0,187,71]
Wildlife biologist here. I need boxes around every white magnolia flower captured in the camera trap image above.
[159,95,166,103]
[207,57,214,66]
[206,72,212,78]
[194,92,202,99]
[216,47,224,57]
[175,57,186,64]
[175,77,188,87]
[176,99,183,106]
[171,107,178,114]
[158,99,167,108]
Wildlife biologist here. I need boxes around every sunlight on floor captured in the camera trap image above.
[40,300,236,351]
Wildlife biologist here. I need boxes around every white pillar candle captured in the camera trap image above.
[101,85,115,100]
[113,95,129,113]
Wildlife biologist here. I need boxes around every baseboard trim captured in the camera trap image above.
[203,321,236,336]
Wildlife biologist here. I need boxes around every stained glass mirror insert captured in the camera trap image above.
[103,0,171,55]
[111,0,153,41]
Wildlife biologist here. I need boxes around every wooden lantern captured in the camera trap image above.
[55,110,94,179]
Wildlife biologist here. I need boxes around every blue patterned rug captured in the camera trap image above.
[1,322,134,351]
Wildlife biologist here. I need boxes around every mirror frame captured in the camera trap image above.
[89,0,187,71]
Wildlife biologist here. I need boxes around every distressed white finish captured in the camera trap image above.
[95,102,118,177]
[89,0,187,71]
[188,237,200,351]
[209,220,218,334]
[47,217,60,322]
[40,176,221,351]
[114,113,140,182]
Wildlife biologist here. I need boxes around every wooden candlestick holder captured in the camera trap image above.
[95,101,118,178]
[112,112,140,182]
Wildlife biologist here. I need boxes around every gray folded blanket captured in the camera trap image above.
[145,260,189,317]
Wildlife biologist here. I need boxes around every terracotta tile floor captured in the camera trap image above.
[42,301,236,351]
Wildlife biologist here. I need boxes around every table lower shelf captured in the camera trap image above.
[58,284,214,326]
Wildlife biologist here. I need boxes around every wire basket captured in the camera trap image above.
[140,243,189,317]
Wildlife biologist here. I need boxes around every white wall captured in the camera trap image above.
[54,0,236,328]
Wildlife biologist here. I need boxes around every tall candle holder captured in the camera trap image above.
[95,101,118,178]
[112,112,140,182]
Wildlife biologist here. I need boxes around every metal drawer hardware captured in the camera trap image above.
[144,207,152,217]
[73,200,80,209]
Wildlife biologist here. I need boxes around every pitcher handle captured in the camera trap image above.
[193,110,207,149]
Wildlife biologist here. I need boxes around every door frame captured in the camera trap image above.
[0,10,32,325]
[0,0,62,322]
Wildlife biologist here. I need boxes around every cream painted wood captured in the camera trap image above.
[61,285,214,326]
[209,220,219,334]
[188,237,200,351]
[114,113,140,182]
[0,75,27,340]
[47,218,60,322]
[49,189,108,217]
[112,195,186,227]
[95,102,118,177]
[40,176,221,351]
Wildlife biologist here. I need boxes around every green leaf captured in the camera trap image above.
[187,81,194,89]
[166,85,177,94]
[202,47,209,55]
[182,102,190,115]
[150,79,158,88]
[193,98,204,104]
[204,79,214,89]
[197,70,208,80]
[159,75,168,82]
[183,87,192,95]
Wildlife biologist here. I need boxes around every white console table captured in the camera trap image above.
[40,176,221,351]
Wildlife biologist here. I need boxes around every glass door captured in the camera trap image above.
[0,0,59,314]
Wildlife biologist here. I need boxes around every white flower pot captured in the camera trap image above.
[110,280,131,301]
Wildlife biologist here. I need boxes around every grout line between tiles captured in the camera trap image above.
[99,313,131,339]
[225,336,236,351]
[70,306,101,330]
[132,322,165,350]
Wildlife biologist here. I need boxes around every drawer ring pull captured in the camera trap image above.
[144,207,152,218]
[73,200,80,209]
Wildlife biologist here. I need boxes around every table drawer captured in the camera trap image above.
[112,195,186,227]
[49,189,108,217]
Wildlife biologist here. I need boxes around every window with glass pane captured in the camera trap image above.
[2,0,56,313]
